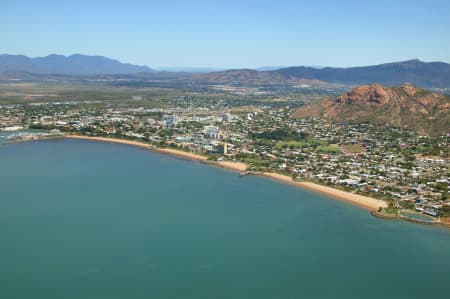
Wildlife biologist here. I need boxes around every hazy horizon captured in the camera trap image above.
[3,0,450,68]
[1,53,444,71]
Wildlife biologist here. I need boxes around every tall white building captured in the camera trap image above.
[204,125,220,139]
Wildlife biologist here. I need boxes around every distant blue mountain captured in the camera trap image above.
[274,59,450,87]
[0,54,152,74]
[193,59,450,87]
[154,66,227,73]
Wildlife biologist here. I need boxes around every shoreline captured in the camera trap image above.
[371,211,450,229]
[64,135,387,211]
[65,135,248,171]
[259,172,387,211]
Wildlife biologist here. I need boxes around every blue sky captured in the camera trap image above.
[2,0,450,68]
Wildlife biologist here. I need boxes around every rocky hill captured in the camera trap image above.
[291,84,450,136]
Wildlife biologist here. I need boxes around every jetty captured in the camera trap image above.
[239,171,251,177]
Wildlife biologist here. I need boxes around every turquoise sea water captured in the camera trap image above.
[1,139,449,299]
[400,210,437,222]
[0,130,17,143]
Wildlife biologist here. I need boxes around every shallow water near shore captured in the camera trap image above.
[400,210,437,222]
[1,139,449,299]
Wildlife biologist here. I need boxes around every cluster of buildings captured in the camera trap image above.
[1,100,448,217]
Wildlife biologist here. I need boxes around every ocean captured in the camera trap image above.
[1,139,449,299]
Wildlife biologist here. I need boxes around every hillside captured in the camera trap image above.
[277,60,450,87]
[189,60,450,87]
[2,56,450,88]
[0,54,152,75]
[291,84,450,136]
[188,69,328,86]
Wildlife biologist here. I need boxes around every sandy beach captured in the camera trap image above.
[261,172,387,210]
[66,135,152,150]
[64,134,387,211]
[217,161,248,172]
[154,147,207,162]
[65,135,245,171]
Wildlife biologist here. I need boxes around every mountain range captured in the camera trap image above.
[190,60,450,87]
[276,60,450,87]
[1,55,450,87]
[291,84,450,136]
[0,54,152,75]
